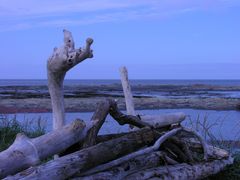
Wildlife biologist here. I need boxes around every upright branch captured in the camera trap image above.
[47,29,93,130]
[119,66,136,116]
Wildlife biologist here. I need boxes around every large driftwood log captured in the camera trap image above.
[47,29,93,130]
[124,157,233,180]
[75,151,165,180]
[0,119,86,179]
[77,142,232,179]
[81,127,182,176]
[7,128,160,180]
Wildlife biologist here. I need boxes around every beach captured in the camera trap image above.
[0,80,240,113]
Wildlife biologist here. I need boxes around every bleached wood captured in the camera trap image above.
[7,128,160,180]
[120,66,136,116]
[0,119,86,179]
[47,29,93,130]
[125,156,233,180]
[108,99,186,129]
[140,112,186,128]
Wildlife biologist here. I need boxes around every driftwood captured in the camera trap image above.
[75,151,166,180]
[140,112,186,128]
[76,142,231,179]
[61,99,186,156]
[124,157,233,180]
[0,31,233,180]
[109,99,153,128]
[120,66,137,130]
[80,127,182,176]
[6,128,160,180]
[79,126,213,176]
[0,119,86,179]
[82,100,110,148]
[120,66,136,116]
[47,29,93,130]
[1,98,232,179]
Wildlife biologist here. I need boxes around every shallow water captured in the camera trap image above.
[3,109,240,140]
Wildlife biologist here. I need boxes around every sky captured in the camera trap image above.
[0,0,240,79]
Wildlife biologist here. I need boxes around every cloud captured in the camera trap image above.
[0,0,239,31]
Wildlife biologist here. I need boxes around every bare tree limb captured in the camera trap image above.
[108,99,152,128]
[82,100,110,148]
[47,29,93,130]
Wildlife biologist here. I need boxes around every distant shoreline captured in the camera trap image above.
[0,83,240,114]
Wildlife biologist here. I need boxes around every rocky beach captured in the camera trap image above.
[0,82,240,113]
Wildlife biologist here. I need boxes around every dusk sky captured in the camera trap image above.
[0,0,240,79]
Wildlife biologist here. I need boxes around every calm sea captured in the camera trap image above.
[1,79,240,141]
[4,109,240,140]
[0,79,240,86]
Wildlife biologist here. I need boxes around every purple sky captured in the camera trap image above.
[0,0,239,79]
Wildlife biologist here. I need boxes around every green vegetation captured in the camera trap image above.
[0,113,239,179]
[185,114,240,179]
[0,114,45,151]
[208,152,240,180]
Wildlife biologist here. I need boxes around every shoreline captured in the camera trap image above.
[0,97,239,114]
[0,83,240,114]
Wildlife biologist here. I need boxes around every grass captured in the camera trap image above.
[207,152,240,180]
[0,113,240,179]
[0,114,45,151]
[185,113,240,180]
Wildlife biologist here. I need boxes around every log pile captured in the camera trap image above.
[0,99,233,179]
[0,30,233,179]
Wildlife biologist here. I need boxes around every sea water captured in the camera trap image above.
[1,79,240,86]
[3,109,240,141]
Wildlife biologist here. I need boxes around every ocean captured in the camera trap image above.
[0,79,240,141]
[3,109,240,140]
[0,79,240,86]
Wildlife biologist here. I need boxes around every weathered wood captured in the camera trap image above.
[83,100,110,148]
[7,128,160,180]
[182,127,209,160]
[124,157,234,180]
[141,112,186,128]
[109,99,186,129]
[162,140,190,163]
[47,29,93,130]
[185,140,230,159]
[120,66,136,116]
[0,119,86,179]
[82,127,182,175]
[168,137,194,163]
[109,99,152,128]
[96,132,128,143]
[75,151,165,179]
